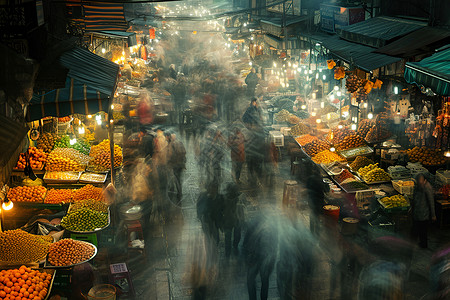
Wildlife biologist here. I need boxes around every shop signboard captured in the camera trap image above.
[320,4,365,33]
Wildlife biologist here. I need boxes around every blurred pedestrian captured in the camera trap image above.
[221,183,245,257]
[185,231,218,300]
[138,128,155,158]
[358,260,406,300]
[242,98,262,129]
[197,183,223,244]
[246,128,265,186]
[167,133,186,202]
[244,215,278,300]
[169,64,177,80]
[209,130,226,186]
[411,173,436,248]
[305,173,329,236]
[227,127,245,183]
[245,68,258,97]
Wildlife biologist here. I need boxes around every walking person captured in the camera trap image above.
[246,128,265,186]
[221,183,245,257]
[305,171,329,236]
[167,133,186,203]
[242,98,263,129]
[244,214,278,300]
[411,173,436,248]
[245,68,259,97]
[227,127,245,183]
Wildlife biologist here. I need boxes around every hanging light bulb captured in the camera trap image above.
[394,86,399,94]
[445,151,450,158]
[315,74,319,79]
[87,115,92,119]
[337,91,342,97]
[334,86,339,91]
[309,70,312,74]
[273,62,277,67]
[323,75,326,80]
[2,199,13,211]
[368,112,374,119]
[102,48,106,54]
[316,119,322,124]
[301,105,306,110]
[330,147,336,152]
[351,124,357,130]
[78,127,85,135]
[338,125,343,129]
[69,137,77,145]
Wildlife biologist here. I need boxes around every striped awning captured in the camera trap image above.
[28,78,111,121]
[28,47,119,121]
[84,2,129,32]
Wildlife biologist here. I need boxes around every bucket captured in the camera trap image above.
[341,217,359,235]
[87,284,116,300]
[323,205,340,222]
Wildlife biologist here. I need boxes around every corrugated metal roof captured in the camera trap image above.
[375,27,450,58]
[261,15,309,27]
[338,16,427,48]
[321,36,402,72]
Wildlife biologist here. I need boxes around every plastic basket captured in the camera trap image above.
[392,179,414,196]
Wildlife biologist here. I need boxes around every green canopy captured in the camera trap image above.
[404,47,450,96]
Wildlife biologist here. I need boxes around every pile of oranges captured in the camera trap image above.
[57,116,71,123]
[7,186,47,203]
[0,266,52,300]
[72,185,103,202]
[44,189,73,204]
[15,148,47,170]
[89,139,123,171]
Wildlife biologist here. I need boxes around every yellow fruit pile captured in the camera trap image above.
[45,171,80,181]
[358,164,379,177]
[363,168,391,183]
[51,148,91,165]
[406,147,447,166]
[380,195,409,208]
[46,150,84,172]
[312,150,344,164]
[0,229,53,263]
[89,139,123,170]
[7,186,47,203]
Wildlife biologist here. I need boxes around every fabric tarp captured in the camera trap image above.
[404,47,450,96]
[28,78,111,120]
[28,47,119,120]
[320,36,401,72]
